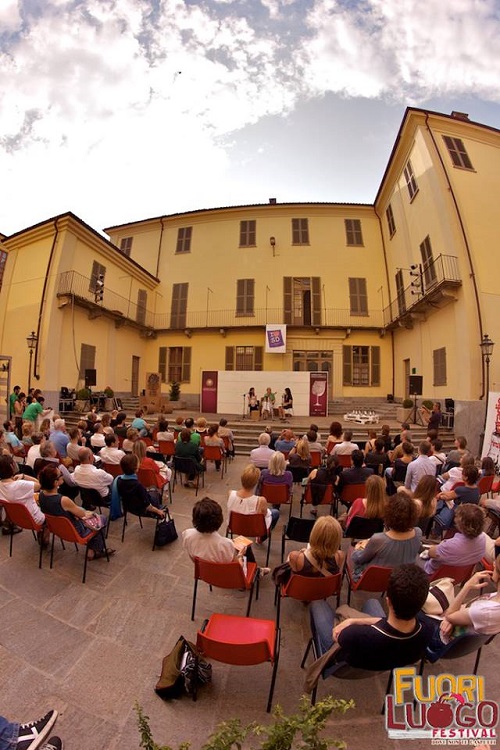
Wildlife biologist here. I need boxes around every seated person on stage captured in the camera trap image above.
[332,430,359,457]
[275,428,296,454]
[289,516,344,576]
[115,453,166,520]
[99,433,125,464]
[260,387,276,419]
[337,449,373,492]
[350,489,422,580]
[175,428,204,487]
[424,558,500,661]
[364,437,391,477]
[309,564,432,674]
[247,387,259,415]
[424,504,487,575]
[250,432,275,469]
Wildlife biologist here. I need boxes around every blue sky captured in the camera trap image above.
[1,0,500,236]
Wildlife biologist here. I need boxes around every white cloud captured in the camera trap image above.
[0,1,22,33]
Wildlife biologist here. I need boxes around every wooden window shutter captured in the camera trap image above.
[343,346,352,386]
[283,277,292,324]
[254,346,263,371]
[371,346,380,386]
[225,347,234,371]
[311,277,321,326]
[182,347,191,382]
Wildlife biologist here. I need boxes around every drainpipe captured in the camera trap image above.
[33,218,60,380]
[424,113,484,398]
[374,206,395,399]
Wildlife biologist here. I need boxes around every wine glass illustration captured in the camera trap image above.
[312,379,326,407]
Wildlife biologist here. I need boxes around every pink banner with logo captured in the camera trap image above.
[201,371,218,413]
[309,372,328,417]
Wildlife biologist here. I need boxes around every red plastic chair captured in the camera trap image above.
[310,451,323,468]
[276,572,342,627]
[300,483,335,517]
[261,482,292,517]
[203,445,226,478]
[337,454,353,468]
[102,462,122,478]
[0,500,44,567]
[191,557,259,621]
[138,467,171,504]
[221,435,233,461]
[338,483,367,510]
[196,613,280,712]
[158,440,175,458]
[478,474,494,498]
[345,561,392,606]
[44,513,109,583]
[226,510,271,566]
[428,563,476,585]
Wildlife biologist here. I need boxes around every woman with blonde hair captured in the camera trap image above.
[344,475,386,533]
[257,451,293,495]
[288,437,311,468]
[132,439,171,489]
[227,464,279,534]
[288,516,344,576]
[413,474,438,519]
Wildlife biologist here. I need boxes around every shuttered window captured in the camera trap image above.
[89,261,105,293]
[345,219,363,246]
[236,279,255,315]
[176,227,192,254]
[343,346,380,386]
[433,347,447,386]
[291,218,309,245]
[158,347,167,382]
[136,289,147,325]
[349,278,368,315]
[168,347,191,382]
[239,221,256,247]
[170,283,188,328]
[443,136,473,170]
[225,346,263,371]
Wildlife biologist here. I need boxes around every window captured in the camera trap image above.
[291,218,309,245]
[345,219,363,246]
[236,279,254,316]
[170,283,188,328]
[443,136,473,170]
[386,204,396,237]
[404,160,418,200]
[343,346,380,386]
[433,347,447,386]
[293,351,332,378]
[239,220,256,247]
[120,237,133,256]
[79,343,96,379]
[158,346,167,383]
[225,346,263,371]
[168,347,191,382]
[89,261,105,293]
[136,289,147,325]
[348,278,368,316]
[419,235,437,288]
[176,227,192,254]
[283,277,321,325]
[0,250,7,292]
[395,270,406,316]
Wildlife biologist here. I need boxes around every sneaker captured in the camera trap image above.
[17,710,58,750]
[41,738,63,750]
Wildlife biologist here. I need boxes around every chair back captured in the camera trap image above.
[159,440,175,457]
[102,462,121,478]
[137,468,159,488]
[0,500,43,531]
[44,513,90,544]
[204,445,224,461]
[142,437,154,447]
[338,454,352,468]
[352,564,392,592]
[282,572,342,602]
[478,474,494,495]
[344,515,384,539]
[228,511,267,538]
[194,557,246,590]
[302,483,334,507]
[428,563,476,585]
[261,482,290,505]
[289,465,309,484]
[285,516,316,543]
[221,436,232,453]
[339,483,366,506]
[173,456,198,474]
[197,614,274,665]
[310,451,322,468]
[437,633,493,661]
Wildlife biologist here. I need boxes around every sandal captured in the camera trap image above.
[89,548,116,560]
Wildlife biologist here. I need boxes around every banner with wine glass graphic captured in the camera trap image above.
[309,372,328,417]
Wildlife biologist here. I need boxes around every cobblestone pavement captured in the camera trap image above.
[1,455,498,749]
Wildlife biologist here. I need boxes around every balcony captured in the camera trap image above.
[383,254,462,329]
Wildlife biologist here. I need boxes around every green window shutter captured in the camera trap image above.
[343,346,352,386]
[311,277,321,326]
[283,277,292,324]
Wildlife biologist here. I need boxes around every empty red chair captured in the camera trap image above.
[191,557,259,621]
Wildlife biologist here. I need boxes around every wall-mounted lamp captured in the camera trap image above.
[270,236,276,257]
[220,328,227,338]
[314,327,320,335]
[379,328,386,338]
[184,329,192,339]
[345,328,351,338]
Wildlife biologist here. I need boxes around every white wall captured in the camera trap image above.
[216,371,324,417]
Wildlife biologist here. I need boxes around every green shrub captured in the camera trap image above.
[402,398,413,409]
[421,399,433,410]
[169,381,181,401]
[76,387,91,400]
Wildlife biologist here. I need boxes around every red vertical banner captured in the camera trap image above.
[309,372,328,417]
[201,371,218,413]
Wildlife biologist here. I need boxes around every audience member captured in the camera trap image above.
[337,449,373,492]
[332,430,358,456]
[249,433,275,469]
[227,464,279,537]
[217,418,235,457]
[289,516,345,576]
[424,504,487,575]
[325,421,343,454]
[287,438,311,468]
[73,447,113,499]
[175,428,204,486]
[364,437,391,476]
[307,454,341,516]
[99,433,125,464]
[344,475,386,534]
[404,441,435,492]
[275,428,296,454]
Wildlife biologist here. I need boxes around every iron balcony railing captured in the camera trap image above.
[383,254,461,327]
[57,271,385,331]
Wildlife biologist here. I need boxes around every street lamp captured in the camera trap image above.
[479,333,495,455]
[26,331,37,392]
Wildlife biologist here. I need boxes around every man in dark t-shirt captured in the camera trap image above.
[309,564,433,674]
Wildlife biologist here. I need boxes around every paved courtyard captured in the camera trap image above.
[1,455,499,749]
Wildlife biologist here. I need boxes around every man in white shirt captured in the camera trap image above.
[26,433,44,469]
[99,434,125,464]
[250,433,275,469]
[74,447,113,498]
[332,430,359,456]
[405,441,436,492]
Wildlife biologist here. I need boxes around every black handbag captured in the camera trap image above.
[154,510,178,547]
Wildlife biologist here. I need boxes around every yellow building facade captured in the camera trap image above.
[0,107,499,411]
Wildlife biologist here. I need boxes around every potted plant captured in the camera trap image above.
[396,397,415,424]
[104,386,115,411]
[169,381,181,402]
[75,387,91,412]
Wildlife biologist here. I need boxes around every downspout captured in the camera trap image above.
[424,113,484,398]
[374,206,395,399]
[33,218,60,380]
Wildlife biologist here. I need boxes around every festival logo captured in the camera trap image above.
[386,667,498,744]
[267,329,284,348]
